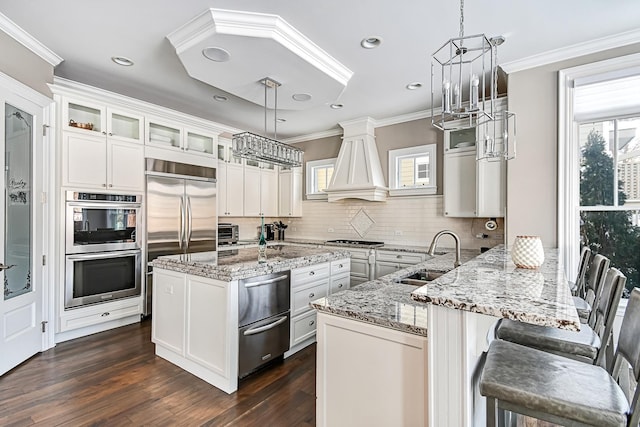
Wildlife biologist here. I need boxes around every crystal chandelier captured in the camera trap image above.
[232,78,304,167]
[431,0,516,160]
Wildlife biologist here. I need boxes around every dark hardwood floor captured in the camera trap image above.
[0,319,315,426]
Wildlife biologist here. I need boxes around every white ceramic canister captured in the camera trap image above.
[511,236,544,269]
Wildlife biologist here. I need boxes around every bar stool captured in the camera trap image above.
[481,288,640,427]
[574,253,609,323]
[495,268,625,366]
[570,246,591,297]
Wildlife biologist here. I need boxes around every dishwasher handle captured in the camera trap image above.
[243,274,289,288]
[243,315,288,336]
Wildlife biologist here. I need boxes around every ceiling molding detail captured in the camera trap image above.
[501,28,640,74]
[0,12,63,66]
[167,9,353,104]
[283,128,343,144]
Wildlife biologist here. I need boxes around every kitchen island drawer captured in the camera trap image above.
[291,310,317,347]
[292,281,328,316]
[375,250,426,264]
[291,262,330,287]
[60,297,142,332]
[329,273,350,295]
[330,258,350,276]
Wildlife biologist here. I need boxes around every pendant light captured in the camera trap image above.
[430,0,516,160]
[232,77,304,167]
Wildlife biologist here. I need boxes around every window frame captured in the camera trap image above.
[388,144,437,196]
[559,52,640,285]
[305,157,336,200]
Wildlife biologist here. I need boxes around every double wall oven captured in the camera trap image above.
[65,191,142,309]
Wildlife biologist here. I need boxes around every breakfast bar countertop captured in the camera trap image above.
[312,245,581,336]
[410,245,580,331]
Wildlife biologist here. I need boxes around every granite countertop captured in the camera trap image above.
[223,238,433,253]
[411,245,580,331]
[311,245,580,336]
[310,251,477,336]
[153,244,350,282]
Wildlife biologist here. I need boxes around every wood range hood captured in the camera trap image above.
[324,117,388,202]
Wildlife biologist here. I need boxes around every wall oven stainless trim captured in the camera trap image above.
[65,191,142,254]
[65,249,142,309]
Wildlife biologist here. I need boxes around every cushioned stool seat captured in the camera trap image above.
[572,296,591,321]
[495,318,600,360]
[481,340,629,426]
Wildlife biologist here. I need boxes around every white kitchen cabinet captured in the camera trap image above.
[347,248,375,285]
[61,97,144,192]
[278,167,303,217]
[217,138,244,217]
[375,250,427,279]
[244,160,278,217]
[61,131,144,192]
[152,267,238,394]
[316,312,428,427]
[58,296,142,336]
[146,118,217,157]
[287,259,349,356]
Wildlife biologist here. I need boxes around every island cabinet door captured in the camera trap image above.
[316,312,428,427]
[152,269,186,355]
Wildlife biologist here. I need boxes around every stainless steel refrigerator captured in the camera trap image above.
[144,159,217,316]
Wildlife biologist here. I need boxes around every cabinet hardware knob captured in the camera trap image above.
[108,132,113,136]
[339,264,343,268]
[102,131,107,135]
[309,293,315,298]
[338,283,343,288]
[108,184,113,187]
[102,183,107,187]
[309,271,315,276]
[309,320,315,326]
[101,312,110,317]
[397,255,402,259]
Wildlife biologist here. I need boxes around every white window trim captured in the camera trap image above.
[558,52,640,280]
[388,144,437,196]
[305,157,336,200]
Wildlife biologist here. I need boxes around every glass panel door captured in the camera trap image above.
[4,104,32,300]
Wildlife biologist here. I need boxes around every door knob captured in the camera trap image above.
[0,263,16,271]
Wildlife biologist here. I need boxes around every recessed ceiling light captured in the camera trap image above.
[406,82,423,90]
[213,95,228,102]
[292,93,312,102]
[360,37,382,49]
[111,56,134,66]
[330,103,344,109]
[202,47,231,62]
[277,118,286,123]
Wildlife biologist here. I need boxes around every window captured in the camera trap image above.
[306,158,336,199]
[388,145,437,196]
[559,53,640,298]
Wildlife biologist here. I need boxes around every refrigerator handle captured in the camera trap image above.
[179,196,184,250]
[186,195,193,250]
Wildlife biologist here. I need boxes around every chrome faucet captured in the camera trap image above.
[428,230,462,268]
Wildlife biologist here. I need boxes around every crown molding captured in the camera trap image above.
[283,128,342,144]
[501,28,640,74]
[0,12,63,66]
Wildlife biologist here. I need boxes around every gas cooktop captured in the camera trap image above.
[325,239,385,247]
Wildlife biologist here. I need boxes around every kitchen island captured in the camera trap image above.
[151,244,350,394]
[311,245,579,427]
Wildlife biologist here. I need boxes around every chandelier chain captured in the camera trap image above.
[459,0,464,38]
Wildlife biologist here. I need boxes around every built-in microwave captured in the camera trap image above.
[218,223,239,245]
[65,191,142,254]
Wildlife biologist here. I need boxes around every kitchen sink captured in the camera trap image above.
[395,270,445,286]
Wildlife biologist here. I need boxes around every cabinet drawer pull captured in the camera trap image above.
[309,271,315,276]
[309,292,315,299]
[101,312,110,317]
[338,283,343,288]
[309,320,315,326]
[396,255,402,259]
[339,263,343,268]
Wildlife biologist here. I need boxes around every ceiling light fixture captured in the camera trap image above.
[232,77,303,167]
[330,103,343,109]
[111,56,134,66]
[202,47,231,62]
[292,93,312,102]
[361,37,382,49]
[406,82,423,90]
[430,0,516,160]
[213,95,228,102]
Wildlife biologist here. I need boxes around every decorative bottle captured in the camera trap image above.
[258,216,267,263]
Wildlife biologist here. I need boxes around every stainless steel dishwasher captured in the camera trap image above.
[238,271,291,378]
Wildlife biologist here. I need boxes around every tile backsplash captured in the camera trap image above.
[223,196,504,250]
